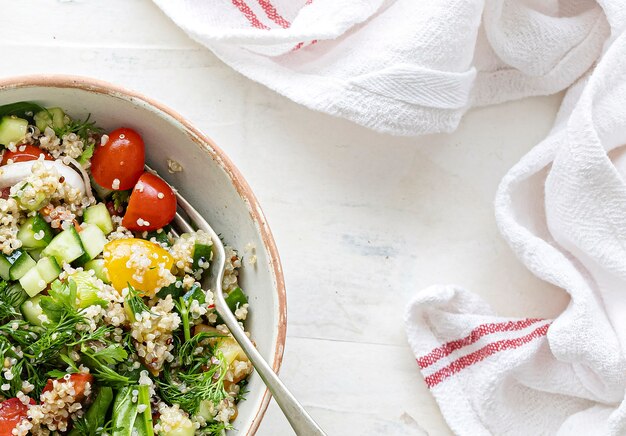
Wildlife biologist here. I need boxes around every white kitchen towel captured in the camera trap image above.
[152,0,609,136]
[406,5,626,434]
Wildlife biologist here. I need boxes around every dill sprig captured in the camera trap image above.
[24,312,83,364]
[196,421,234,435]
[157,354,229,415]
[178,332,226,367]
[112,190,131,212]
[235,379,249,403]
[0,320,34,346]
[54,113,103,141]
[125,285,150,319]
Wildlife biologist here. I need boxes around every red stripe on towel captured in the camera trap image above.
[417,318,545,369]
[232,0,270,29]
[292,39,318,51]
[424,323,550,388]
[257,0,291,28]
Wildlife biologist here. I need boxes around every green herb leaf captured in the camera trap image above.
[0,101,46,120]
[112,190,131,212]
[125,285,150,319]
[157,354,228,415]
[77,141,95,165]
[47,369,68,379]
[54,113,103,141]
[90,345,128,366]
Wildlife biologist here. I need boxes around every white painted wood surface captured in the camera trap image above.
[0,1,570,434]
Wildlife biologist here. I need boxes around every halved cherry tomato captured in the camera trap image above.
[91,127,145,190]
[103,238,174,296]
[42,373,93,403]
[122,172,176,231]
[1,145,53,165]
[0,398,35,436]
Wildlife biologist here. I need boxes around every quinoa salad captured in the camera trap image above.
[0,102,253,435]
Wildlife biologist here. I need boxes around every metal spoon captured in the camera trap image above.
[154,166,325,435]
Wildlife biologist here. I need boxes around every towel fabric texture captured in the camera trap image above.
[154,1,626,433]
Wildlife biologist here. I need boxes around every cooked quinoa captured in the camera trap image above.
[0,103,254,435]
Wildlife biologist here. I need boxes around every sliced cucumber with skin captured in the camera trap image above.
[0,252,14,280]
[1,250,37,281]
[90,175,113,200]
[36,256,61,283]
[33,107,67,132]
[1,283,28,309]
[20,256,62,298]
[83,203,113,234]
[42,226,85,266]
[70,271,108,308]
[0,116,28,146]
[21,295,47,326]
[28,248,43,261]
[19,267,47,297]
[75,224,107,266]
[17,214,54,249]
[12,182,48,211]
[84,258,109,284]
[195,399,215,423]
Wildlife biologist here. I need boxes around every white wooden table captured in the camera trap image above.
[0,1,570,434]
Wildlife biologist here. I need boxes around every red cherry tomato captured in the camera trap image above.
[0,398,34,436]
[42,373,93,403]
[122,172,177,231]
[1,145,53,165]
[91,127,145,190]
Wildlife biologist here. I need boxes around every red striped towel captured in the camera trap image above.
[406,27,626,435]
[151,0,608,136]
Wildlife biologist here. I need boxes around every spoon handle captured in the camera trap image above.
[215,291,326,435]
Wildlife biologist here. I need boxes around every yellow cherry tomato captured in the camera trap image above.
[102,238,174,296]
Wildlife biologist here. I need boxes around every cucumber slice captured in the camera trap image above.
[42,226,85,266]
[83,203,113,234]
[28,248,43,261]
[17,214,54,249]
[6,250,36,281]
[33,107,67,132]
[12,183,47,211]
[18,256,61,298]
[0,116,28,146]
[75,224,107,266]
[0,283,28,309]
[84,258,109,284]
[89,175,113,200]
[195,399,215,423]
[21,295,48,326]
[19,267,47,297]
[69,271,107,308]
[0,253,12,280]
[36,256,61,283]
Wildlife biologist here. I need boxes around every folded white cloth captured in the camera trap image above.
[406,5,626,433]
[152,0,608,135]
[155,0,626,433]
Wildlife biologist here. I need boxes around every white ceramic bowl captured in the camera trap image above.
[0,75,287,435]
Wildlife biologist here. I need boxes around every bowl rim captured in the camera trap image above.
[0,74,287,435]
